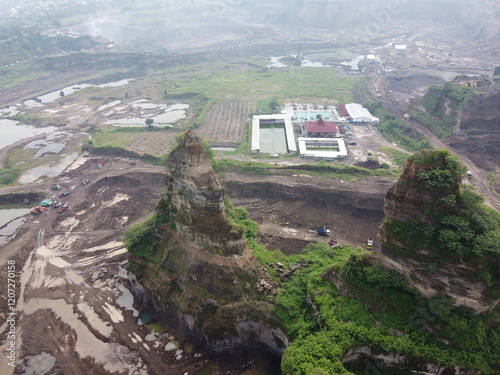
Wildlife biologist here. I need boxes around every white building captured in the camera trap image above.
[251,114,297,154]
[298,138,347,159]
[345,103,380,124]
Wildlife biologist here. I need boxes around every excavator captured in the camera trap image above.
[30,206,47,215]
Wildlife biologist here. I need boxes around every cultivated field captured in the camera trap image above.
[198,101,256,146]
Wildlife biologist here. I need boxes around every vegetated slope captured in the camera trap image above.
[376,150,500,310]
[412,81,478,139]
[278,150,500,374]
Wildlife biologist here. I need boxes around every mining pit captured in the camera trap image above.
[0,155,392,374]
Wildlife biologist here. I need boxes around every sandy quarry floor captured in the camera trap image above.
[0,157,281,375]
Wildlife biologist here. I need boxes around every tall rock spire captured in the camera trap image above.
[167,130,245,256]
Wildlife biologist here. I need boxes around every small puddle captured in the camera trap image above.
[340,55,365,71]
[139,311,153,324]
[0,209,29,246]
[300,59,327,67]
[98,100,122,111]
[33,142,66,158]
[147,323,164,333]
[105,102,189,126]
[23,298,133,373]
[0,208,29,227]
[77,302,113,338]
[268,56,288,68]
[0,106,20,116]
[116,283,139,317]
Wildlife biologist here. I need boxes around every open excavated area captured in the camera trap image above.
[0,153,392,374]
[222,172,392,254]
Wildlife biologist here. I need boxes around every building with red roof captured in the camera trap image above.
[337,104,350,118]
[304,117,339,138]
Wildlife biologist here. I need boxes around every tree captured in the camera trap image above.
[145,118,154,127]
[269,98,279,111]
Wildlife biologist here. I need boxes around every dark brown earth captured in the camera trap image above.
[223,172,392,254]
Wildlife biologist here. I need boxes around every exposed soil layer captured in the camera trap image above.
[223,172,393,254]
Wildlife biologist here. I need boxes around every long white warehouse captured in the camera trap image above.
[345,103,380,124]
[251,114,297,154]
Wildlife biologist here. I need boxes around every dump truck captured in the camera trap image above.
[59,190,71,198]
[316,226,331,236]
[51,184,61,190]
[367,237,374,250]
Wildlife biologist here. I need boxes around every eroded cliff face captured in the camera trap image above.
[130,131,287,356]
[373,151,499,313]
[448,89,500,195]
[167,130,245,256]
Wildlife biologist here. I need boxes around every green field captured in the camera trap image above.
[164,63,360,105]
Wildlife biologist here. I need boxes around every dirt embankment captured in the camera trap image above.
[223,172,393,254]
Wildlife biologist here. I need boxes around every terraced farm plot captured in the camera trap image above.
[125,131,179,156]
[199,102,256,146]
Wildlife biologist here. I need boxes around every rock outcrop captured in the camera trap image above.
[128,131,288,357]
[373,150,499,313]
[167,131,245,256]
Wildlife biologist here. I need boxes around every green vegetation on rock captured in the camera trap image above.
[412,82,478,139]
[386,150,500,260]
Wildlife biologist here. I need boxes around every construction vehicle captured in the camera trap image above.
[367,237,374,250]
[58,204,69,213]
[30,206,47,215]
[59,190,71,198]
[81,177,91,186]
[316,226,331,236]
[97,161,105,169]
[403,114,410,119]
[51,184,61,190]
